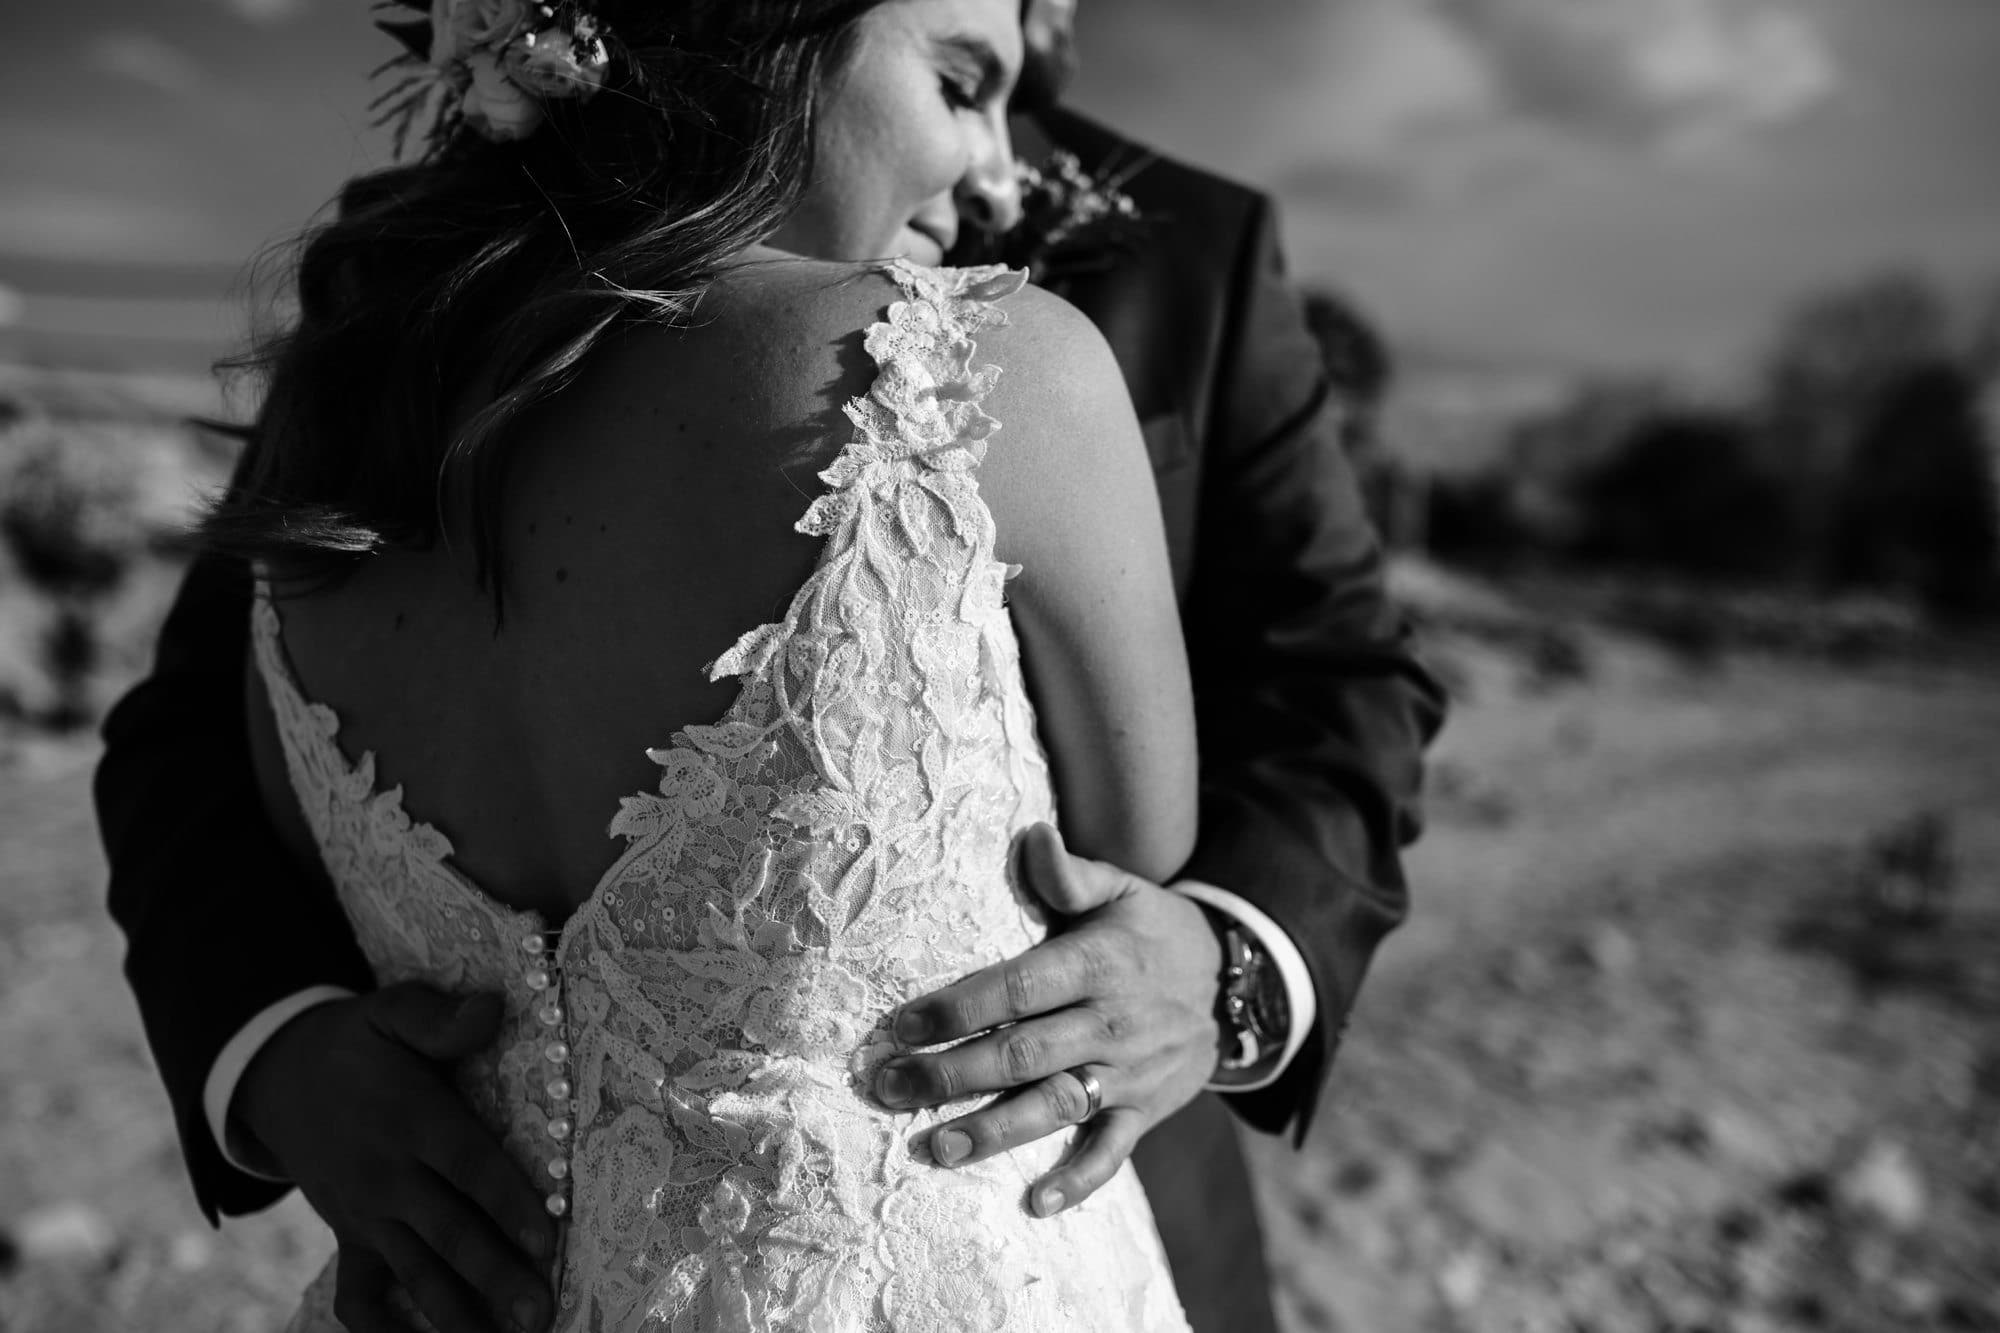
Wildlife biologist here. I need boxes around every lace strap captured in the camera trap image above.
[795,259,1028,538]
[249,579,329,759]
[707,261,1027,683]
[249,577,461,866]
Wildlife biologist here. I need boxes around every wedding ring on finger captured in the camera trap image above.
[1066,1066,1104,1122]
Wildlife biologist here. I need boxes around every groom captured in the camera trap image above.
[96,5,1444,1333]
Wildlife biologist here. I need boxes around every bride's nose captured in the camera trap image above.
[955,130,1022,236]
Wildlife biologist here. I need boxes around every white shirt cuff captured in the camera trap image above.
[203,986,357,1179]
[1171,881,1319,1093]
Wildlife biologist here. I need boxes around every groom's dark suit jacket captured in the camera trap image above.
[96,109,1444,1333]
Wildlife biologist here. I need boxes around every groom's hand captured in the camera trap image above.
[235,984,556,1333]
[876,824,1226,1216]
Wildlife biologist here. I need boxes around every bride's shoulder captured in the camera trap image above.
[570,256,894,460]
[681,254,1141,541]
[667,253,1101,373]
[968,278,1145,516]
[578,254,1121,448]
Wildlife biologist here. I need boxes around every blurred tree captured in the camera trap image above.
[1415,269,2000,612]
[1574,409,1792,581]
[1504,376,1671,551]
[1424,472,1529,565]
[1831,362,1997,617]
[1964,278,2000,380]
[1761,272,1956,582]
[1422,377,1669,567]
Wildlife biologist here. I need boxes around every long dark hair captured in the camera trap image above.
[203,0,884,601]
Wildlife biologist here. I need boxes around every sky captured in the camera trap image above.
[1,0,1997,376]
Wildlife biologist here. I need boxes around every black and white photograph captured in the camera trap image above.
[0,1,1996,1330]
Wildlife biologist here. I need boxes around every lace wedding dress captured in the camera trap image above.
[257,261,1192,1333]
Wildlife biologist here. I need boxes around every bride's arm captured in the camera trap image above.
[977,285,1197,885]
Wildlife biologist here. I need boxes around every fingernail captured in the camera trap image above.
[934,1129,971,1165]
[1036,1185,1065,1217]
[519,1227,549,1261]
[877,1065,912,1106]
[894,1009,932,1045]
[512,1295,542,1333]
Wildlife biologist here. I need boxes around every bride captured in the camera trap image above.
[209,0,1197,1328]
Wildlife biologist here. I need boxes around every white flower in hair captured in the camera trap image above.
[372,0,612,151]
[504,18,610,98]
[461,47,546,141]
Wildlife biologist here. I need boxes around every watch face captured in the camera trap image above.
[1244,950,1289,1044]
[1248,970,1289,1045]
[1214,924,1289,1074]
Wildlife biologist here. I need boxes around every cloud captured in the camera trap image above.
[1288,3,1496,158]
[1243,0,1841,224]
[0,182,231,265]
[1432,0,1837,151]
[85,31,203,98]
[214,0,311,23]
[1272,159,1422,214]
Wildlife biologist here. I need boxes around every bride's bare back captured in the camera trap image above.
[247,255,1194,924]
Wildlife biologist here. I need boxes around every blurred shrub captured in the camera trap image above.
[0,391,230,728]
[1572,410,1793,581]
[1423,378,1785,578]
[1413,270,2000,620]
[1830,362,1998,617]
[1425,472,1533,565]
[0,419,141,599]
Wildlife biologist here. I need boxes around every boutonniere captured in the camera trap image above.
[990,148,1152,282]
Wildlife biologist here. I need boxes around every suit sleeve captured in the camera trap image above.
[94,550,375,1223]
[1180,197,1448,1142]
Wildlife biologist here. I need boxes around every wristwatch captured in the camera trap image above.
[1208,916,1291,1086]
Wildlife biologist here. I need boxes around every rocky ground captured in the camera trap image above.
[1252,585,2000,1333]
[0,402,1996,1332]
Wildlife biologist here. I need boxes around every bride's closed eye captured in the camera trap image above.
[932,35,1013,110]
[940,74,980,110]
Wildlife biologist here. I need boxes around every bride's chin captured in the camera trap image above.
[895,226,946,267]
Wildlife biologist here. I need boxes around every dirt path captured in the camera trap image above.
[1252,630,2000,1332]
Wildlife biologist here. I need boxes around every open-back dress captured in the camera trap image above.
[257,261,1192,1332]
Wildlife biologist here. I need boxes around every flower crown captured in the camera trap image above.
[372,0,615,155]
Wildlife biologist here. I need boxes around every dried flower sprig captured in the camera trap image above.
[991,148,1152,282]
